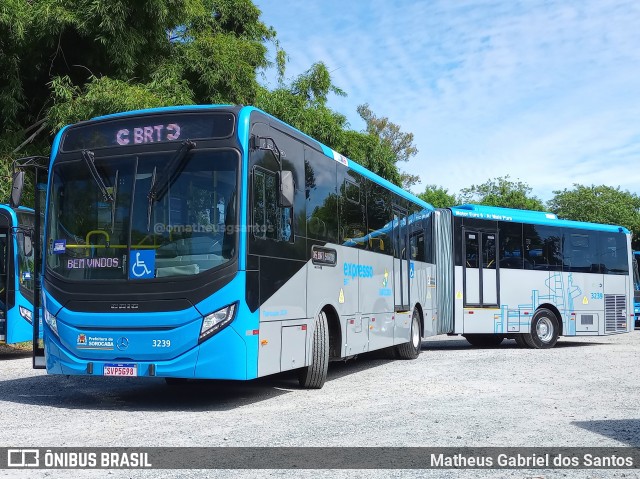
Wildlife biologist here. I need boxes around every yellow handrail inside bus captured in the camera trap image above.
[86,230,109,245]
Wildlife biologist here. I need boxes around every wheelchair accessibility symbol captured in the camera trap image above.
[129,250,155,279]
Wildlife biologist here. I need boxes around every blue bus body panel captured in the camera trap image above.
[236,108,251,272]
[5,290,37,344]
[0,205,39,344]
[42,272,259,379]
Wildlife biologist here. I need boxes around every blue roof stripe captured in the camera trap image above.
[451,204,628,233]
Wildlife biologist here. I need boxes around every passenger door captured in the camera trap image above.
[393,206,410,312]
[463,229,499,307]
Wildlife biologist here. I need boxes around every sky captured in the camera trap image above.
[256,0,640,202]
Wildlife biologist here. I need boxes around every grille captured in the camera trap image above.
[605,294,627,333]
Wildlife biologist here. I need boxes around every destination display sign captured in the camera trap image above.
[311,246,337,267]
[61,112,235,151]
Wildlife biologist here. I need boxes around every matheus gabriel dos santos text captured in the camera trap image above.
[431,453,634,468]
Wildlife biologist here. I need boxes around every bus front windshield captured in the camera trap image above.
[46,149,239,281]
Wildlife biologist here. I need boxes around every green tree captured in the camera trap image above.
[418,184,457,208]
[1,0,276,199]
[459,176,545,211]
[255,62,349,149]
[548,184,640,249]
[357,104,419,189]
[256,63,409,186]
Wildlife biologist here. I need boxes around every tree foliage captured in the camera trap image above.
[0,0,420,202]
[459,176,545,211]
[418,185,457,209]
[256,63,407,186]
[548,185,640,248]
[357,104,419,189]
[0,0,275,199]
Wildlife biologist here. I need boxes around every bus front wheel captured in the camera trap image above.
[298,310,329,389]
[524,308,560,349]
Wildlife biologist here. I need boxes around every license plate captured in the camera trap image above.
[104,363,137,377]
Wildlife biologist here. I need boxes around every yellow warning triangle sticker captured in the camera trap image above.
[582,296,589,305]
[456,291,463,300]
[339,289,345,304]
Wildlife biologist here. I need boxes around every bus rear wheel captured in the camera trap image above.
[396,308,422,359]
[524,308,560,349]
[464,334,504,347]
[298,310,329,389]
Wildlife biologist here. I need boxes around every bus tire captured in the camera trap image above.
[298,311,329,389]
[464,334,504,347]
[525,308,560,349]
[514,334,529,348]
[396,308,422,359]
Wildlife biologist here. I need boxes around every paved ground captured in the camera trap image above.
[1,330,639,478]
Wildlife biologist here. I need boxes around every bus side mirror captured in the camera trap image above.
[21,232,33,257]
[278,170,294,208]
[10,171,25,208]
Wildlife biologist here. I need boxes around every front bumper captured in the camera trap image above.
[44,323,252,380]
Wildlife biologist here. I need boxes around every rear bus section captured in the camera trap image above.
[443,205,633,349]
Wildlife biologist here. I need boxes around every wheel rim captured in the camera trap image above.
[411,314,420,349]
[536,317,554,343]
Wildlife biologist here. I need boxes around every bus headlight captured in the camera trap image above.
[19,306,33,324]
[199,303,237,343]
[44,307,59,337]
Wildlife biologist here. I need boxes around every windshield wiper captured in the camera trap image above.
[147,139,196,231]
[82,150,113,202]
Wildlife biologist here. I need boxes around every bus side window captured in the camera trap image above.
[410,232,425,262]
[252,167,293,242]
[465,232,478,268]
[339,175,366,249]
[600,232,628,274]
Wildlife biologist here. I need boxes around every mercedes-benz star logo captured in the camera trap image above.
[116,337,129,351]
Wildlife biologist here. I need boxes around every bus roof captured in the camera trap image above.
[450,204,629,234]
[80,105,433,212]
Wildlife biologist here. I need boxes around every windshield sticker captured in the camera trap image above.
[129,250,155,279]
[53,239,66,254]
[67,258,120,269]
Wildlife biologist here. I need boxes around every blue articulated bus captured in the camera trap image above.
[0,204,37,344]
[38,105,434,388]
